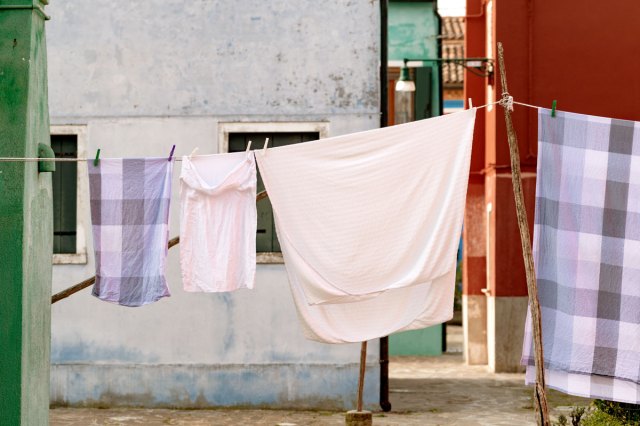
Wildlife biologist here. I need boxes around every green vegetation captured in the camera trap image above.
[554,401,640,426]
[580,410,626,426]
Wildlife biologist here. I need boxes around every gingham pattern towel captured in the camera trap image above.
[522,109,640,403]
[89,158,174,307]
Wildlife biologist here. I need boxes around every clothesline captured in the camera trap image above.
[0,157,188,162]
[34,99,640,407]
[0,99,547,163]
[473,97,542,111]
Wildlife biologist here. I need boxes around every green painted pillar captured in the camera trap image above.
[0,1,52,424]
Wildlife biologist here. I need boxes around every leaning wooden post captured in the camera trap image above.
[346,341,372,426]
[496,42,550,426]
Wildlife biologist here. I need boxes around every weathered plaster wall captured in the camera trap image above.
[22,12,54,424]
[0,5,53,424]
[47,1,379,118]
[47,0,381,409]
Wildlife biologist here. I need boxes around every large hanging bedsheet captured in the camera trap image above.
[256,109,476,343]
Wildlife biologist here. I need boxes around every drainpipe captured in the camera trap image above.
[434,0,444,117]
[379,0,392,413]
[380,0,389,130]
[433,0,447,354]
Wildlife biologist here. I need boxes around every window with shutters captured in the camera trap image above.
[52,134,77,253]
[51,126,88,264]
[219,122,329,263]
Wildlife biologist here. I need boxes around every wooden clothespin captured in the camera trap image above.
[168,145,176,162]
[93,148,101,166]
[246,140,252,152]
[262,138,269,154]
[551,100,557,118]
[468,98,473,109]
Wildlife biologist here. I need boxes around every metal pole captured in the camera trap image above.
[380,0,388,130]
[496,42,550,426]
[379,0,392,414]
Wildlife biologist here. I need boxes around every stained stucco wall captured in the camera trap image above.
[0,7,53,424]
[47,0,381,409]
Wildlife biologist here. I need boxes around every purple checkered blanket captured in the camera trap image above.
[522,108,640,403]
[89,158,174,307]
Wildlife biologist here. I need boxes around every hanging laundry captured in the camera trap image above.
[89,157,173,307]
[522,109,640,403]
[255,109,476,343]
[180,151,257,292]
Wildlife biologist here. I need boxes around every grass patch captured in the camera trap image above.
[580,410,626,426]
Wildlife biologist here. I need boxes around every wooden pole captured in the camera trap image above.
[52,190,270,304]
[496,42,550,426]
[346,341,372,425]
[357,341,367,412]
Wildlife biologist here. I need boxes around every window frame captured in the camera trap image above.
[218,122,330,264]
[50,125,89,265]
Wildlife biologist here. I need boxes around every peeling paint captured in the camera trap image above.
[51,341,160,364]
[46,0,380,117]
[51,364,379,410]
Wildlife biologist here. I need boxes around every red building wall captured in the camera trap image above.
[464,0,640,370]
[462,0,487,298]
[493,0,640,295]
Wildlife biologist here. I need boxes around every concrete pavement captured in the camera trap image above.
[50,351,590,425]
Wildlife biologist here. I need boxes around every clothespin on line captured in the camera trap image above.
[168,145,176,162]
[189,147,199,159]
[246,140,252,152]
[93,149,101,166]
[262,138,269,154]
[468,98,473,109]
[551,100,557,117]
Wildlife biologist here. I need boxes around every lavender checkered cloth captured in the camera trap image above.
[522,109,640,403]
[89,158,174,307]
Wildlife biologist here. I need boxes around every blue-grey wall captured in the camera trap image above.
[47,0,381,409]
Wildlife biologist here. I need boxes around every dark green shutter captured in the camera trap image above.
[229,132,319,252]
[51,135,77,254]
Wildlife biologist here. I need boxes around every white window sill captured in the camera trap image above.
[53,253,88,265]
[53,253,278,265]
[257,252,284,264]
